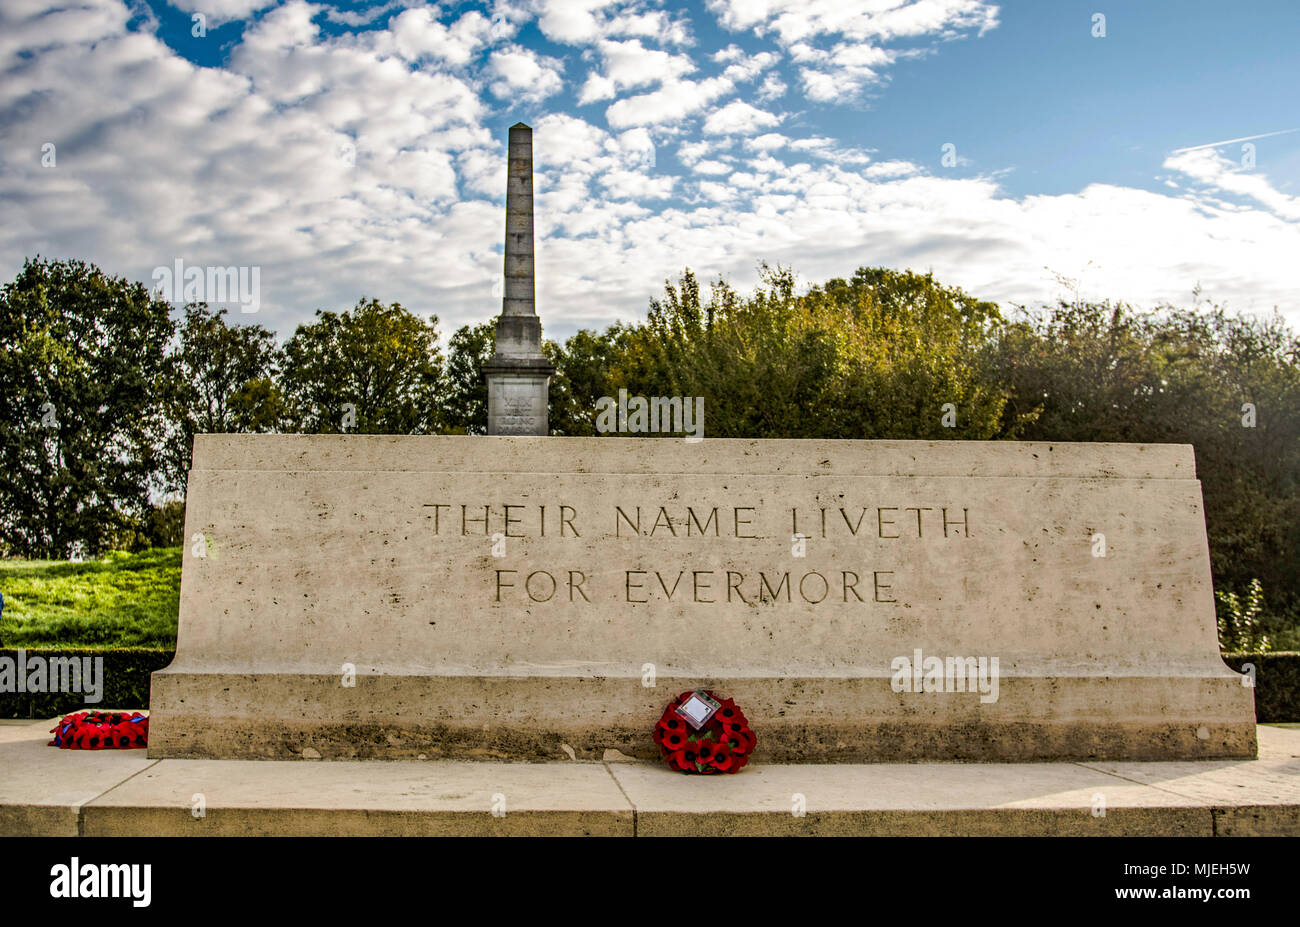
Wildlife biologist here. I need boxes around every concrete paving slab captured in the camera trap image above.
[0,718,53,743]
[608,761,1213,836]
[1077,726,1300,835]
[83,758,633,836]
[1257,724,1300,757]
[0,720,156,836]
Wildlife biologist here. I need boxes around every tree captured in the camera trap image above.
[548,327,628,436]
[159,303,283,493]
[609,265,1018,440]
[442,321,495,434]
[279,298,445,434]
[1217,578,1272,652]
[0,258,173,557]
[803,266,1016,439]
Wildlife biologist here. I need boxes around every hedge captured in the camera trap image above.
[1222,652,1300,723]
[1,649,1297,722]
[0,648,173,719]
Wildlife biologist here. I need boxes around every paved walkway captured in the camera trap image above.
[3,719,1297,836]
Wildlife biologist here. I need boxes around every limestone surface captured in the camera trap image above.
[146,435,1254,762]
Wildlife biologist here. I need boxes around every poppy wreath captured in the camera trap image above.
[654,690,756,774]
[48,711,149,750]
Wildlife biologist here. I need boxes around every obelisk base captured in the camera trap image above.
[484,355,554,436]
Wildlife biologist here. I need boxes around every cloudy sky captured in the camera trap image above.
[3,0,1298,341]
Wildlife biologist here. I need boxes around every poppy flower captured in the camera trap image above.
[660,729,689,752]
[656,714,687,736]
[708,742,734,771]
[720,718,747,737]
[723,730,751,755]
[695,739,719,763]
[670,747,699,772]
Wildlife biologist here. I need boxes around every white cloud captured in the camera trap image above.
[324,1,405,27]
[0,0,129,69]
[577,73,617,103]
[702,100,781,135]
[707,0,999,44]
[577,38,695,104]
[386,7,492,66]
[791,40,897,101]
[1,0,503,332]
[165,0,279,26]
[864,160,920,179]
[529,114,668,219]
[756,72,786,103]
[606,75,734,128]
[533,0,691,46]
[2,0,1298,343]
[598,168,675,199]
[533,0,612,43]
[744,132,788,152]
[789,136,873,164]
[722,50,780,82]
[693,159,732,174]
[697,180,738,203]
[1163,148,1300,221]
[604,8,692,45]
[708,0,997,103]
[676,138,724,165]
[488,45,564,102]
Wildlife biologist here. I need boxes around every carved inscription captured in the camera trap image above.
[422,501,972,608]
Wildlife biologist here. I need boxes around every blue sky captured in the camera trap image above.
[3,0,1298,341]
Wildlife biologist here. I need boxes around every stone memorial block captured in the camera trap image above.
[147,435,1255,762]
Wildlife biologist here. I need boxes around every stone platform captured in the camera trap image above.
[4,719,1297,836]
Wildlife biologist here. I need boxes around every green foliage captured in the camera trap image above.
[624,266,836,437]
[1221,652,1300,722]
[1218,579,1272,653]
[442,322,495,434]
[803,266,1016,439]
[609,265,1019,439]
[0,648,174,718]
[548,327,628,435]
[0,258,173,558]
[115,500,186,553]
[159,303,283,492]
[279,298,444,434]
[0,548,180,649]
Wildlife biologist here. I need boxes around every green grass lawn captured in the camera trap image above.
[0,547,180,649]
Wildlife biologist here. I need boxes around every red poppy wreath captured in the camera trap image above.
[48,711,149,750]
[654,689,756,774]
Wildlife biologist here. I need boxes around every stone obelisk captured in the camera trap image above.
[484,122,554,435]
